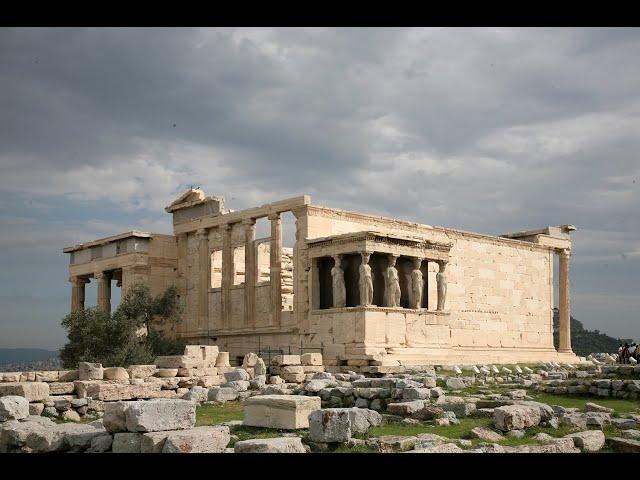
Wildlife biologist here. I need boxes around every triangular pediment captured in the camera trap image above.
[168,188,206,208]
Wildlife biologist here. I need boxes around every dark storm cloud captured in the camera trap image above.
[0,27,639,348]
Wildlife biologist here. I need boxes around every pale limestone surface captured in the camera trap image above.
[234,437,306,453]
[124,400,196,432]
[243,395,321,429]
[63,189,580,367]
[161,426,230,453]
[0,396,29,421]
[0,382,49,402]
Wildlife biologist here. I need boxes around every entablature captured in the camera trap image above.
[306,231,452,261]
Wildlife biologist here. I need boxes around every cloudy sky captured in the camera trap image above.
[1,27,639,350]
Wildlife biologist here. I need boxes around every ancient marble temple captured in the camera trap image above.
[64,188,581,370]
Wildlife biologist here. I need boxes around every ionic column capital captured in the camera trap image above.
[559,248,571,258]
[94,272,106,280]
[242,218,256,226]
[196,228,208,240]
[268,212,281,221]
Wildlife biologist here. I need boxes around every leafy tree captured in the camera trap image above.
[59,283,185,368]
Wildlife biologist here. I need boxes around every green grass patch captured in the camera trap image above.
[530,393,640,414]
[195,401,244,426]
[332,443,378,453]
[360,417,493,440]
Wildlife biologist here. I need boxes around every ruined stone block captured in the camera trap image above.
[0,382,50,402]
[243,395,321,429]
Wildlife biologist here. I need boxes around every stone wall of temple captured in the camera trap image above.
[299,205,565,366]
[66,191,578,368]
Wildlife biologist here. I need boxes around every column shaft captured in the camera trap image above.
[197,229,209,333]
[221,224,233,330]
[175,233,188,334]
[436,261,447,311]
[244,219,257,328]
[558,249,572,353]
[95,272,110,314]
[269,213,282,327]
[70,277,86,313]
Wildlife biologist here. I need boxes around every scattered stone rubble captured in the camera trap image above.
[3,350,640,453]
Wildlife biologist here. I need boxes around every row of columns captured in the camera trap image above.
[330,253,448,310]
[195,212,284,331]
[70,271,115,314]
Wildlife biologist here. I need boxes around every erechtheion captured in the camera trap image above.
[64,188,581,370]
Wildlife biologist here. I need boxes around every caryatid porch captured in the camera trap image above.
[306,231,452,312]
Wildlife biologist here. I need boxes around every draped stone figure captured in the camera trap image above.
[384,255,401,307]
[410,257,424,309]
[359,252,373,306]
[331,255,346,308]
[436,261,447,311]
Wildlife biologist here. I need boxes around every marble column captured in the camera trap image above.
[358,252,373,306]
[410,257,424,309]
[243,218,257,328]
[436,261,448,311]
[196,228,209,332]
[558,248,572,353]
[269,213,282,327]
[221,224,233,330]
[311,258,320,310]
[95,272,111,314]
[384,254,401,308]
[331,254,346,308]
[70,276,86,313]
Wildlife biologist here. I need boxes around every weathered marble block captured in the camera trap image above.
[78,362,104,381]
[271,355,301,366]
[243,395,321,429]
[301,353,323,366]
[162,426,230,453]
[103,367,130,381]
[0,382,50,402]
[154,356,201,369]
[127,365,157,379]
[124,399,196,432]
[234,437,306,453]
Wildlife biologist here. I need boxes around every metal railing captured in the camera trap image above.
[256,336,323,368]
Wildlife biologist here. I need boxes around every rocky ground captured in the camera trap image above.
[3,354,640,453]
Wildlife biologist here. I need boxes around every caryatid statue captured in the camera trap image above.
[358,252,373,306]
[331,255,346,308]
[436,261,448,311]
[410,257,424,309]
[384,255,401,307]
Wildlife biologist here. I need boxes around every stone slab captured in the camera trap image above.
[243,395,321,429]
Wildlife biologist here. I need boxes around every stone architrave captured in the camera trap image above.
[410,257,424,309]
[331,255,346,308]
[436,261,448,311]
[384,255,401,307]
[358,252,373,306]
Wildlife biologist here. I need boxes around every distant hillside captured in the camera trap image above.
[0,348,59,364]
[553,309,631,357]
